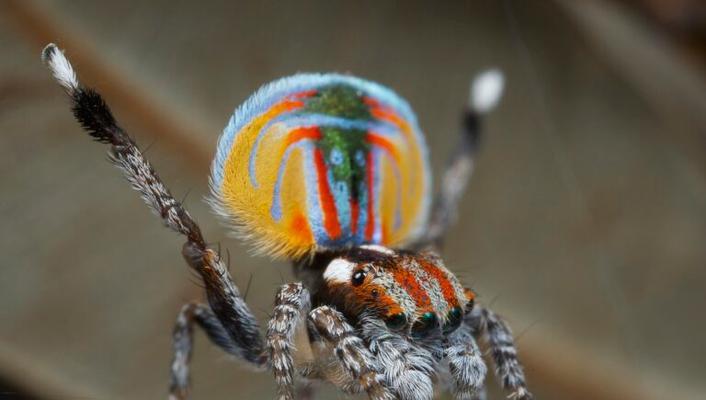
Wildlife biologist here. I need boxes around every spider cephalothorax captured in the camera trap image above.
[43,43,532,400]
[314,245,474,338]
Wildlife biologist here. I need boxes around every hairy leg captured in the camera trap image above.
[266,283,311,400]
[466,304,533,400]
[42,43,267,391]
[444,326,487,400]
[308,307,393,400]
[359,318,436,400]
[421,71,505,248]
[169,302,261,400]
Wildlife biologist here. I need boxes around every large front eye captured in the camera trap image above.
[412,312,439,338]
[351,269,366,286]
[443,306,463,334]
[464,288,476,311]
[385,313,407,331]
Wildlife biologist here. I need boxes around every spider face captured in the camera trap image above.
[319,244,474,338]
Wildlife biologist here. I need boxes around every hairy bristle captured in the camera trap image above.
[41,43,78,93]
[41,43,124,145]
[71,89,121,144]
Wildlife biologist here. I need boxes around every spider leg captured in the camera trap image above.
[466,304,533,400]
[169,302,259,400]
[421,71,505,248]
[308,307,393,400]
[443,323,487,400]
[359,318,435,400]
[42,42,267,384]
[266,282,311,400]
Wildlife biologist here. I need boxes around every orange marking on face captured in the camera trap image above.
[392,268,433,313]
[464,288,476,303]
[383,301,405,319]
[418,259,459,309]
[352,281,403,318]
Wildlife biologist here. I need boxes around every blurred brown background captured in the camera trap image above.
[1,0,705,399]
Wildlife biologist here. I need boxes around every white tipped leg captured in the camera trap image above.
[42,42,270,400]
[420,68,506,247]
[469,69,504,114]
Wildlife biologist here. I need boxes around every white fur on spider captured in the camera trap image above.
[323,258,356,283]
[359,244,395,255]
[41,43,79,92]
[469,69,504,114]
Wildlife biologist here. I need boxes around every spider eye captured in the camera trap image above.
[412,312,439,338]
[443,306,463,334]
[466,297,475,311]
[464,288,476,311]
[385,313,407,330]
[351,270,366,286]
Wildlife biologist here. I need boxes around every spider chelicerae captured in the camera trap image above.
[42,43,532,400]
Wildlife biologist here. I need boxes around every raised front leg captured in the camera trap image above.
[422,70,505,248]
[466,304,533,400]
[42,43,266,393]
[266,283,311,400]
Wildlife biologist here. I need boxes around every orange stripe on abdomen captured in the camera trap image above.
[313,148,342,239]
[365,101,414,144]
[366,133,401,165]
[365,150,375,241]
[285,126,322,146]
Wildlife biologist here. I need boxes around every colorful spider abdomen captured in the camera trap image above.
[210,74,431,258]
[321,246,471,337]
